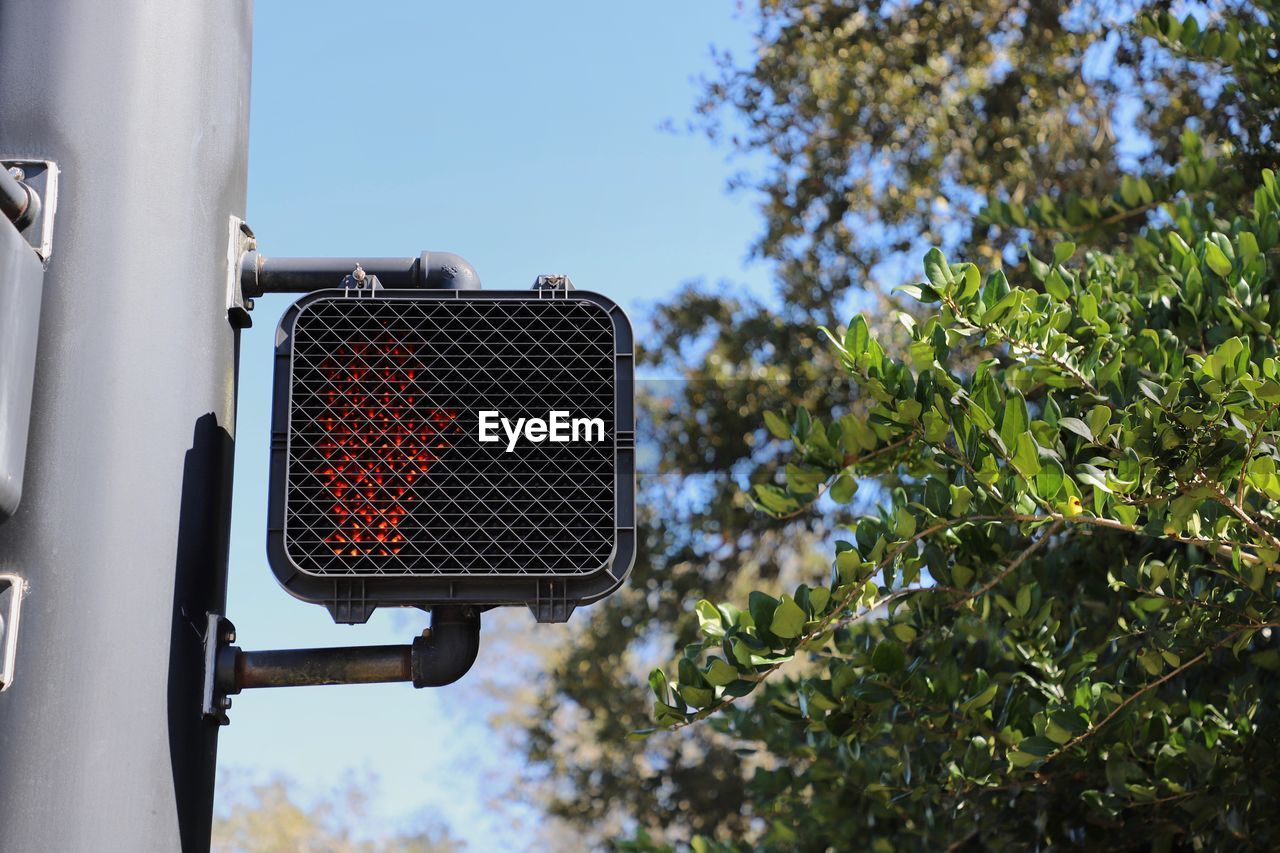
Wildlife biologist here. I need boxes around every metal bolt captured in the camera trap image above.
[223,628,235,644]
[353,264,367,286]
[218,696,232,710]
[6,166,24,181]
[244,298,254,311]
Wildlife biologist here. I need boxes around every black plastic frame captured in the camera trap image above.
[266,288,635,623]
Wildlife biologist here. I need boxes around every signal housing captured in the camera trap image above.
[267,287,635,623]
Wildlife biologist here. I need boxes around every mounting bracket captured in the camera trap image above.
[201,607,481,724]
[1,159,58,262]
[225,217,257,329]
[0,573,27,692]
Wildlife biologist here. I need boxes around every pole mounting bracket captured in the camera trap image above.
[0,573,26,692]
[201,607,481,725]
[1,159,58,263]
[225,217,257,329]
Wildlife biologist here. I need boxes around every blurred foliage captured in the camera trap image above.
[508,0,1280,849]
[213,773,464,853]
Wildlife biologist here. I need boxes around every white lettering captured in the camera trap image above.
[502,416,526,453]
[478,410,607,451]
[549,410,570,442]
[478,410,500,443]
[525,417,548,443]
[573,416,605,443]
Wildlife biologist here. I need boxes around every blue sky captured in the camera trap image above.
[219,2,766,847]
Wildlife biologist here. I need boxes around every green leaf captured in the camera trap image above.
[1044,269,1070,301]
[786,463,827,495]
[1086,405,1111,441]
[924,247,953,293]
[1008,750,1042,769]
[751,484,801,516]
[748,592,780,635]
[958,263,981,301]
[829,472,858,504]
[1026,249,1050,281]
[848,682,895,704]
[909,339,936,369]
[1011,433,1042,478]
[959,682,998,713]
[1058,417,1092,442]
[999,391,1030,453]
[1121,175,1141,207]
[1034,458,1065,499]
[793,406,812,440]
[1018,735,1058,757]
[845,315,870,355]
[695,599,725,638]
[1054,241,1076,264]
[949,484,974,517]
[923,409,949,443]
[1205,241,1233,277]
[891,623,918,643]
[894,506,918,538]
[770,595,807,639]
[841,414,878,452]
[1137,649,1163,675]
[1015,584,1032,616]
[679,684,715,708]
[648,668,671,704]
[809,586,831,615]
[982,291,1021,325]
[763,410,792,440]
[704,658,739,687]
[1137,378,1166,404]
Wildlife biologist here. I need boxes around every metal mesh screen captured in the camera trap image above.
[282,296,617,577]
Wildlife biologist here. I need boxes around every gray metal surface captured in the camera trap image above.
[0,211,44,521]
[0,0,252,848]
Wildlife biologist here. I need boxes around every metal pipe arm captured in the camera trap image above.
[241,250,481,296]
[0,167,37,230]
[227,644,412,689]
[212,606,481,701]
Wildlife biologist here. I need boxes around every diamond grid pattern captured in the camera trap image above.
[283,296,617,577]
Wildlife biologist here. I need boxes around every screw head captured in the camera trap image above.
[6,166,24,181]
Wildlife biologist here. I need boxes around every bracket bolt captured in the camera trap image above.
[6,166,24,181]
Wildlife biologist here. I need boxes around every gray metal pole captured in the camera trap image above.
[0,1,252,849]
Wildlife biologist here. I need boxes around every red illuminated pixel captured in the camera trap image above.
[311,337,461,558]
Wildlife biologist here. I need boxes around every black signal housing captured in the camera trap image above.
[266,288,635,623]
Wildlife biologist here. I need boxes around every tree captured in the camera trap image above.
[213,773,465,853]
[511,1,1276,847]
[646,8,1280,847]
